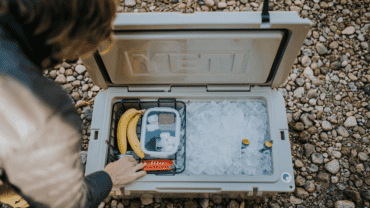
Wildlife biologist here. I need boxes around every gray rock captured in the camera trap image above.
[125,0,136,6]
[322,121,333,131]
[218,2,227,8]
[304,143,315,157]
[317,171,330,187]
[71,91,80,101]
[342,26,355,35]
[337,126,349,137]
[320,132,328,142]
[296,176,306,186]
[300,131,310,142]
[91,86,101,92]
[361,42,369,50]
[49,70,57,79]
[331,75,339,82]
[300,113,313,127]
[290,196,302,204]
[334,201,355,208]
[104,196,112,204]
[302,49,312,57]
[331,176,339,183]
[329,41,339,49]
[295,160,304,168]
[140,194,153,205]
[82,84,90,91]
[343,189,362,206]
[75,65,86,74]
[294,87,305,98]
[72,80,81,87]
[304,180,315,192]
[316,43,328,55]
[344,116,357,127]
[111,200,118,207]
[296,78,305,86]
[117,203,124,208]
[200,198,209,208]
[294,122,305,131]
[227,200,239,208]
[67,76,76,82]
[240,0,247,4]
[212,195,222,204]
[205,0,214,6]
[301,56,311,67]
[65,69,73,76]
[308,164,318,172]
[295,188,309,199]
[167,203,174,208]
[304,39,313,46]
[358,152,369,161]
[82,107,93,120]
[55,74,67,84]
[312,153,324,164]
[325,160,340,174]
[80,151,87,164]
[332,151,342,159]
[307,89,317,99]
[270,203,280,208]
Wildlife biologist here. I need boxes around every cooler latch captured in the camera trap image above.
[261,0,270,23]
[206,85,250,92]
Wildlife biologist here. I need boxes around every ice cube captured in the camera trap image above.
[147,123,159,132]
[148,114,159,124]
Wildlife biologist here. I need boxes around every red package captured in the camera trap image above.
[141,160,174,171]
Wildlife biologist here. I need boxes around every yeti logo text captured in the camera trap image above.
[129,52,250,74]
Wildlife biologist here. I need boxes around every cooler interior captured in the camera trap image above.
[106,97,274,177]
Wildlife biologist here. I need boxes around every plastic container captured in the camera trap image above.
[140,107,181,158]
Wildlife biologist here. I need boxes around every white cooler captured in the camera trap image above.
[83,11,311,199]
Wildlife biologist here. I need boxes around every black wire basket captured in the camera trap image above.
[107,98,186,175]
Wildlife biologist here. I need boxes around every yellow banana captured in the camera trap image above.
[117,108,145,154]
[127,113,145,158]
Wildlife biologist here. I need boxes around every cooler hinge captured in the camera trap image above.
[206,85,250,92]
[128,85,171,92]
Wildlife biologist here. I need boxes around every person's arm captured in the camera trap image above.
[0,76,111,207]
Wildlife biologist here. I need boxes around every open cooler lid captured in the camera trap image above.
[83,12,311,89]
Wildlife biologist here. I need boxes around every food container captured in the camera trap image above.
[141,107,181,158]
[83,10,311,199]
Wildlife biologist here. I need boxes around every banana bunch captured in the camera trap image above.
[117,108,146,158]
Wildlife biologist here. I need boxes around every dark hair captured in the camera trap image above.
[0,0,117,69]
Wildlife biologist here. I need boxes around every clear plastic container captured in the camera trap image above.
[141,107,181,158]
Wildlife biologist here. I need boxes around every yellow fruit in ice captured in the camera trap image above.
[117,108,145,154]
[127,114,145,158]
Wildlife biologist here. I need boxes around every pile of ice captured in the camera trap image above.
[183,100,272,176]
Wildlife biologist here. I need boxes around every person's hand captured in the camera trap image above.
[104,155,146,186]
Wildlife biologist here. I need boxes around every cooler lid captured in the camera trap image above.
[83,12,311,89]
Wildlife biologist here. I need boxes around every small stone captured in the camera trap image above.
[337,126,349,137]
[307,89,317,99]
[205,0,214,6]
[200,198,209,208]
[49,70,57,79]
[316,43,328,55]
[82,107,93,120]
[140,194,154,205]
[91,86,100,92]
[227,0,236,6]
[331,176,339,184]
[240,0,247,3]
[82,84,90,91]
[185,201,197,208]
[167,203,174,208]
[75,65,86,74]
[358,152,369,161]
[332,151,342,158]
[294,122,305,131]
[111,200,118,207]
[67,76,76,82]
[296,78,305,86]
[317,171,330,187]
[361,42,369,50]
[330,41,339,49]
[304,180,315,192]
[305,143,315,157]
[212,195,222,204]
[342,27,355,35]
[72,80,81,87]
[334,201,355,208]
[300,131,310,142]
[344,116,357,127]
[218,2,227,8]
[178,2,186,9]
[125,0,136,6]
[301,56,311,67]
[98,202,105,208]
[308,164,318,172]
[322,121,332,131]
[356,164,365,172]
[227,200,239,208]
[303,67,314,79]
[296,176,306,186]
[325,160,340,174]
[55,74,67,84]
[294,87,305,98]
[295,188,309,199]
[348,73,358,81]
[295,160,304,168]
[80,151,87,164]
[71,91,80,101]
[62,62,71,68]
[117,203,124,208]
[290,196,302,205]
[312,153,324,164]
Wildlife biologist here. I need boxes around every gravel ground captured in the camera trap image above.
[3,0,370,207]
